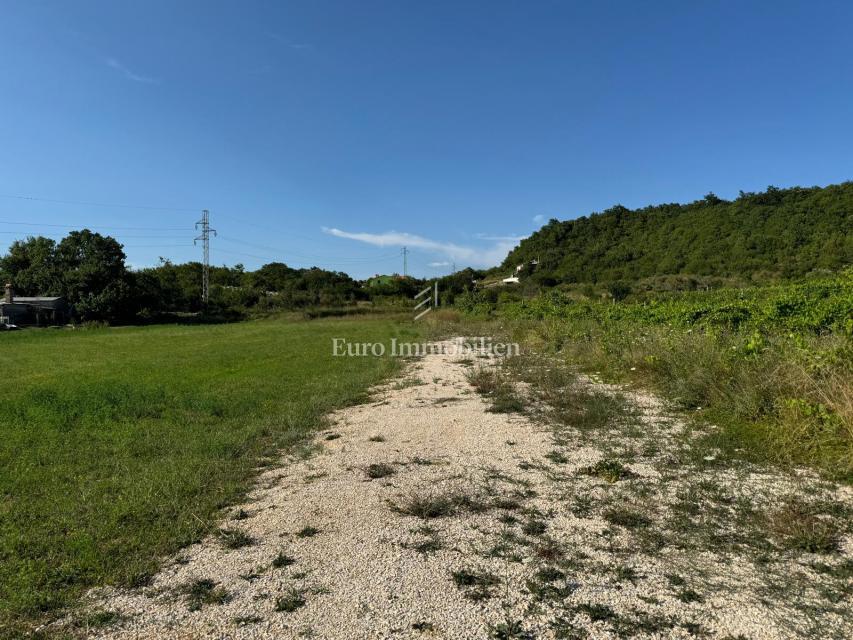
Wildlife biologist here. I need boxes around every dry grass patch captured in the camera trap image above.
[580,459,637,483]
[274,588,306,613]
[767,498,842,554]
[181,578,231,611]
[365,463,396,479]
[218,527,255,549]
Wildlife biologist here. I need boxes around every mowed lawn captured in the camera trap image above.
[0,316,417,634]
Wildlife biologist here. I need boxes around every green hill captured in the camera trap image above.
[502,182,853,286]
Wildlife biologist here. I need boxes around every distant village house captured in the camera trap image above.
[0,283,70,327]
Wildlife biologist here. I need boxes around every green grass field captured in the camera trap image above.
[0,316,416,634]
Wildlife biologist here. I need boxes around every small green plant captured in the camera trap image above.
[613,565,639,583]
[521,519,547,536]
[182,578,230,611]
[394,489,487,519]
[392,377,425,390]
[218,527,255,549]
[491,617,534,639]
[603,507,651,529]
[580,459,636,483]
[274,588,306,613]
[451,567,499,600]
[365,463,396,479]
[296,526,321,538]
[677,587,703,603]
[78,610,124,628]
[545,450,569,464]
[575,602,617,623]
[271,551,296,568]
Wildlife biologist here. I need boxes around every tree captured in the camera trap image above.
[0,236,61,295]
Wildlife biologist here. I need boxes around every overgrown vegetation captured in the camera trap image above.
[450,269,853,480]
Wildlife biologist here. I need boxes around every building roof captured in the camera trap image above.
[1,296,63,303]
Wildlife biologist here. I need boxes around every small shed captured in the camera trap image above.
[0,284,70,326]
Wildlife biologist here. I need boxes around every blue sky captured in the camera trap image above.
[1,1,852,278]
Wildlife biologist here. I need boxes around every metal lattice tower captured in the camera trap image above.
[402,246,408,276]
[194,209,217,304]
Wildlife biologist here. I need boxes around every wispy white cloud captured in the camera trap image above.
[474,233,528,242]
[322,227,520,268]
[532,214,546,224]
[428,261,451,268]
[106,57,158,84]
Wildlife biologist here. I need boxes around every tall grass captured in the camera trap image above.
[434,276,853,480]
[0,316,417,634]
[514,318,853,480]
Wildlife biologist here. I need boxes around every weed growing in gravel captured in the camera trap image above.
[365,463,396,479]
[571,494,595,518]
[451,567,499,600]
[767,498,841,553]
[271,552,296,568]
[676,587,704,603]
[395,493,457,518]
[218,528,255,549]
[603,507,652,530]
[74,610,125,629]
[233,615,263,625]
[233,508,250,521]
[498,513,519,525]
[574,602,617,623]
[493,496,523,511]
[491,616,534,639]
[467,366,525,413]
[324,432,342,441]
[274,588,306,613]
[534,539,565,562]
[403,525,444,554]
[393,488,488,519]
[296,526,321,538]
[521,519,547,536]
[239,568,263,581]
[368,434,386,442]
[412,621,436,632]
[392,377,426,390]
[488,392,525,414]
[810,559,853,580]
[545,450,569,464]
[580,459,637,483]
[182,578,231,611]
[406,537,444,554]
[613,565,640,584]
[526,574,576,602]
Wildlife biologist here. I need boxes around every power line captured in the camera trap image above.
[0,219,190,231]
[217,235,400,264]
[0,193,198,212]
